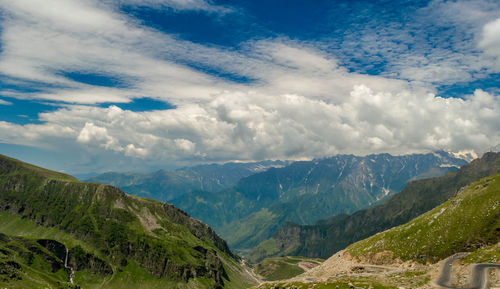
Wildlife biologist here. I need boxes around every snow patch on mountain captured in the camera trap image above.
[448,150,478,162]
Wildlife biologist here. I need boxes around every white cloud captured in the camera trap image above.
[2,86,499,172]
[125,144,148,158]
[479,18,500,70]
[334,0,500,84]
[0,0,499,173]
[0,99,12,105]
[77,121,122,152]
[0,0,240,105]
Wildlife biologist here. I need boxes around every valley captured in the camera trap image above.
[253,256,323,281]
[93,152,468,253]
[254,170,500,288]
[0,152,498,288]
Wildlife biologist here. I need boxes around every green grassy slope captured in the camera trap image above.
[254,256,323,281]
[0,154,78,183]
[219,208,284,251]
[0,154,255,288]
[0,233,76,289]
[346,172,500,264]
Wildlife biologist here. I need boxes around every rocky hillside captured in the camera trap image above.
[346,171,500,264]
[174,152,466,251]
[249,152,500,262]
[253,169,499,289]
[0,154,256,289]
[86,160,288,201]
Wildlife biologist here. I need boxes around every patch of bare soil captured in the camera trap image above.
[136,206,162,233]
[297,261,321,271]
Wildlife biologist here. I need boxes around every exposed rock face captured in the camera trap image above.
[69,246,113,275]
[37,239,67,260]
[0,260,22,282]
[236,152,466,213]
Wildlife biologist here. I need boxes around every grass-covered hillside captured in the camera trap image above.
[254,256,323,281]
[346,172,500,264]
[0,154,256,288]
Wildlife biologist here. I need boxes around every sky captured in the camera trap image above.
[0,0,499,175]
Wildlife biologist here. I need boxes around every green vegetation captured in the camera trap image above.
[0,154,78,183]
[0,233,75,289]
[220,208,283,250]
[0,154,255,288]
[72,260,212,289]
[249,152,500,261]
[347,173,500,264]
[0,213,97,254]
[464,243,500,263]
[254,256,323,281]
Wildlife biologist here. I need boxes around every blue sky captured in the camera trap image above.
[0,0,499,174]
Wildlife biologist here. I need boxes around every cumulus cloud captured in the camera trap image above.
[77,122,122,152]
[2,86,499,172]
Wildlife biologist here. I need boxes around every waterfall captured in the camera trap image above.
[64,247,68,267]
[64,246,75,284]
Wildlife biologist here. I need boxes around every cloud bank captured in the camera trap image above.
[2,86,499,171]
[0,0,499,173]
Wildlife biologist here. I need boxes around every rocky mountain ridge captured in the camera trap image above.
[86,160,288,201]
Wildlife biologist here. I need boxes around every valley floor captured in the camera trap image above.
[252,249,500,289]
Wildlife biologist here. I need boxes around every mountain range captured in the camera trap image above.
[171,151,467,251]
[85,160,288,201]
[248,151,500,262]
